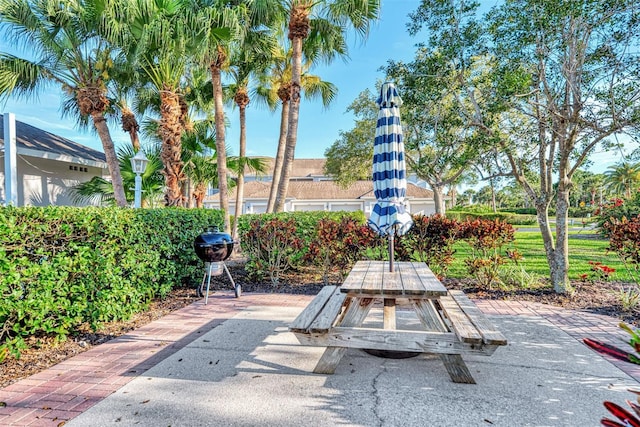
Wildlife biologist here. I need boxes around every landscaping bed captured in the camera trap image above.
[1,259,638,389]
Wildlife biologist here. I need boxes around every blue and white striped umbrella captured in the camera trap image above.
[368,82,413,239]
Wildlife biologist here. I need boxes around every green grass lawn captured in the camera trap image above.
[446,231,636,284]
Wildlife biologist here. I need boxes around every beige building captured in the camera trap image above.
[204,158,437,217]
[1,113,108,206]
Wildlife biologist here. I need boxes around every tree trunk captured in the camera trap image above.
[432,184,446,214]
[274,36,303,212]
[211,66,230,233]
[121,108,140,152]
[267,100,289,213]
[233,104,247,241]
[551,186,572,293]
[159,88,185,207]
[91,113,128,207]
[185,179,194,208]
[535,199,555,259]
[194,181,206,208]
[490,178,497,212]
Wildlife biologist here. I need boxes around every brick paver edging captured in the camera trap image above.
[0,293,311,426]
[0,293,637,426]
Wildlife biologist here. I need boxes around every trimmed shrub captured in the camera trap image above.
[238,211,369,285]
[304,216,381,284]
[395,214,461,278]
[0,206,224,361]
[458,218,515,289]
[446,210,536,225]
[240,216,304,285]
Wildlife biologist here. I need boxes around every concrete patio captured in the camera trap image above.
[1,292,640,426]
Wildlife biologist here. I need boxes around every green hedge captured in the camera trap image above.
[0,206,223,360]
[0,207,369,360]
[446,210,537,225]
[237,210,366,250]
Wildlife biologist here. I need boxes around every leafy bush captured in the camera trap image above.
[395,214,461,278]
[240,216,304,285]
[568,206,596,218]
[458,218,515,288]
[603,216,640,305]
[238,211,370,285]
[237,210,365,249]
[498,250,543,288]
[0,206,224,362]
[597,196,640,237]
[446,210,536,225]
[304,217,381,284]
[500,208,537,215]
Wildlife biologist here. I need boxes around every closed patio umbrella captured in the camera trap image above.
[368,81,413,272]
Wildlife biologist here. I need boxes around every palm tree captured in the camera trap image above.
[604,161,640,199]
[181,117,219,208]
[113,0,203,207]
[108,62,143,152]
[70,143,164,207]
[191,1,246,232]
[0,0,128,206]
[273,0,380,212]
[226,23,280,238]
[257,44,338,213]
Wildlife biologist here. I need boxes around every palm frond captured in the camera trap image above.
[0,54,47,101]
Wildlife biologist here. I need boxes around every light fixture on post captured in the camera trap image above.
[130,150,149,208]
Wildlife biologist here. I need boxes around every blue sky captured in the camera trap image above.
[1,0,426,160]
[0,0,632,173]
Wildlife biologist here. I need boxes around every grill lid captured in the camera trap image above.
[194,226,235,262]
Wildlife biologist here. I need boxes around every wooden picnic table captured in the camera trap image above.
[290,260,507,384]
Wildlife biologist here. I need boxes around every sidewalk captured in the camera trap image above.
[1,292,639,426]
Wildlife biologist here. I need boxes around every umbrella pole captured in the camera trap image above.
[388,232,394,272]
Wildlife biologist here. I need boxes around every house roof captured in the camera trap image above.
[0,114,107,167]
[208,180,434,202]
[246,157,326,179]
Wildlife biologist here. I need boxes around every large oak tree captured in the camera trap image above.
[410,0,640,292]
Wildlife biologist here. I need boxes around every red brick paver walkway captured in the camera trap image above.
[0,294,637,426]
[0,293,310,427]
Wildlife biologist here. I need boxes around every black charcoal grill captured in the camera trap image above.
[193,226,241,302]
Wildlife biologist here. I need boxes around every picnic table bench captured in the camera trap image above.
[289,260,507,384]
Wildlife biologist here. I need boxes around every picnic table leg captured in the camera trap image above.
[313,297,373,374]
[383,298,396,329]
[439,355,476,384]
[411,299,476,384]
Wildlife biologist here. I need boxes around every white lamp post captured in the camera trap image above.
[130,150,149,208]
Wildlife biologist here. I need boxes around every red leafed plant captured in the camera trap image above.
[394,214,461,279]
[304,217,380,285]
[241,217,304,285]
[458,218,515,289]
[588,261,616,280]
[602,391,640,426]
[605,216,640,285]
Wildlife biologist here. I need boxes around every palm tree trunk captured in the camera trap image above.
[233,104,247,240]
[121,108,141,152]
[275,36,303,212]
[211,66,231,233]
[91,113,128,207]
[194,182,207,208]
[159,88,185,207]
[267,100,289,213]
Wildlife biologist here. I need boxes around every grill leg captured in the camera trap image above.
[223,263,241,298]
[204,262,214,305]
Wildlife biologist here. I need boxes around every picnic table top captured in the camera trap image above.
[340,260,448,297]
